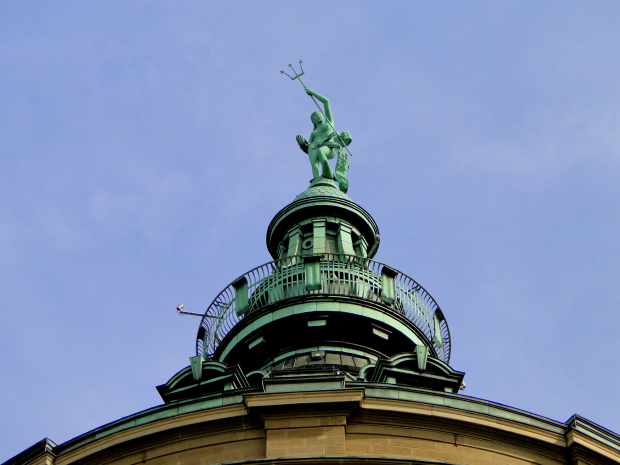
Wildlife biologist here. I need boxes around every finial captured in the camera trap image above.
[281,60,354,193]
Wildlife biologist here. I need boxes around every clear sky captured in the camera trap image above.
[2,1,619,461]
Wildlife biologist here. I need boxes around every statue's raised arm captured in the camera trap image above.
[305,88,333,126]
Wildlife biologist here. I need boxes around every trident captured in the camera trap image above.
[281,60,353,157]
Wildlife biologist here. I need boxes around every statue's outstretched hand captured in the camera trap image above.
[296,135,309,154]
[305,88,314,96]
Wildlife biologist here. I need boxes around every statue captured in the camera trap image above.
[295,89,352,192]
[281,61,353,193]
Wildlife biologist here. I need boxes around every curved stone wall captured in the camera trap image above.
[9,385,620,465]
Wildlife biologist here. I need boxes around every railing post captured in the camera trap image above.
[380,266,398,305]
[233,276,249,316]
[304,255,322,291]
[432,310,444,348]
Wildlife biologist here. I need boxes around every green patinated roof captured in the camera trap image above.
[294,179,353,202]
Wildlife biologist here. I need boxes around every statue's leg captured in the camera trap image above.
[311,163,321,180]
[308,151,321,180]
[318,147,335,179]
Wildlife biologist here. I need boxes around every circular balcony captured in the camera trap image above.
[196,254,451,363]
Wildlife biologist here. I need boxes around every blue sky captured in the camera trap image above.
[2,1,620,460]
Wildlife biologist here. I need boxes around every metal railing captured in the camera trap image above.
[196,254,451,363]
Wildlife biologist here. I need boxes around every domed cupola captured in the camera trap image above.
[157,85,463,403]
[267,178,380,261]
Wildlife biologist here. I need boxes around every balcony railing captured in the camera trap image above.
[196,254,451,363]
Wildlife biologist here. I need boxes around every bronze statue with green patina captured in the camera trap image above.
[295,88,352,192]
[281,61,352,193]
